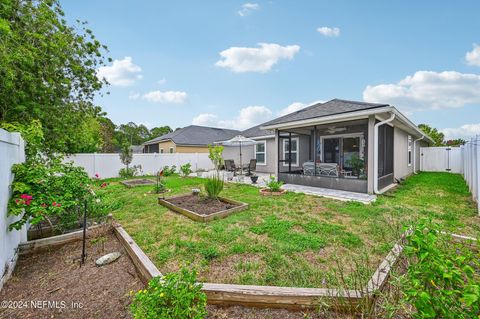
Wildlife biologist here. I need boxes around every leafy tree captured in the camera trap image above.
[98,117,116,152]
[446,139,466,146]
[0,0,109,153]
[418,124,445,146]
[119,143,133,171]
[115,122,151,147]
[149,126,172,139]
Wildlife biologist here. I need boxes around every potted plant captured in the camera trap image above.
[250,174,259,184]
[345,154,365,177]
[260,176,286,196]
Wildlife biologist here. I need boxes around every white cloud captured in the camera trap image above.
[317,27,340,37]
[238,3,259,16]
[142,90,187,104]
[157,78,167,85]
[215,43,300,73]
[97,56,142,86]
[441,123,480,140]
[363,71,480,112]
[128,92,140,100]
[466,44,480,67]
[192,106,273,130]
[278,102,307,116]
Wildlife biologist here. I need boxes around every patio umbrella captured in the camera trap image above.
[221,135,257,175]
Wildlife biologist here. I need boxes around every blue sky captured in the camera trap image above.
[62,1,480,140]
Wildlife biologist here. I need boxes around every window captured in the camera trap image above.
[169,147,174,153]
[255,141,266,165]
[283,137,299,166]
[160,148,164,154]
[407,135,412,166]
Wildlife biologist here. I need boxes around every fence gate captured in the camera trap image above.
[420,147,462,173]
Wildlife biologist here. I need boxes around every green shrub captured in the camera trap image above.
[208,144,224,170]
[162,165,177,176]
[264,175,283,192]
[180,163,192,177]
[130,268,207,319]
[400,220,480,318]
[200,246,219,260]
[153,170,166,193]
[118,165,142,179]
[204,173,224,199]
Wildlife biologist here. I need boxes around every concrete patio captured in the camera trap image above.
[196,170,376,204]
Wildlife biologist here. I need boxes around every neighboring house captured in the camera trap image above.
[247,99,432,194]
[142,125,240,153]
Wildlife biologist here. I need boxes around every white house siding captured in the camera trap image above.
[393,127,414,180]
[0,129,27,291]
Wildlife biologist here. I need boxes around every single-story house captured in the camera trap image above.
[143,125,240,153]
[144,99,432,194]
[242,99,433,194]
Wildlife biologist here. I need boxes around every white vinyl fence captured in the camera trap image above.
[65,153,215,178]
[420,147,463,173]
[0,129,27,291]
[420,139,480,212]
[461,137,480,211]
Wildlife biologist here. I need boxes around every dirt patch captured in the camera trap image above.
[120,178,155,187]
[207,305,353,319]
[0,231,143,319]
[167,195,239,216]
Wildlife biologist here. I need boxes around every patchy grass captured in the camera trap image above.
[99,172,479,288]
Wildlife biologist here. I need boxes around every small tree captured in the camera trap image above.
[208,144,224,171]
[119,144,133,171]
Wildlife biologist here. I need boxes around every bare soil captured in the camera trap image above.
[167,195,238,216]
[0,231,143,319]
[207,305,353,319]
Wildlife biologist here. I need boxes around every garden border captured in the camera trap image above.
[158,195,249,222]
[12,222,479,313]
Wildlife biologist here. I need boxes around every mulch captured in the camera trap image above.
[0,230,143,319]
[167,195,238,216]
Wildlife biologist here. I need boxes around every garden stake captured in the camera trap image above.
[81,201,87,265]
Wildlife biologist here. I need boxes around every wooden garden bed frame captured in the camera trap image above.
[158,195,249,222]
[14,222,479,313]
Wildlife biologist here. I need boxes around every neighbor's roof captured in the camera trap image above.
[241,124,274,138]
[143,125,240,146]
[261,99,389,127]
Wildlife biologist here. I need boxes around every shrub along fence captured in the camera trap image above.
[0,129,27,291]
[421,138,480,212]
[65,153,215,178]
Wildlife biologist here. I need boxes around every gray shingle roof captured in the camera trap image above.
[241,124,274,138]
[261,99,389,127]
[143,125,240,146]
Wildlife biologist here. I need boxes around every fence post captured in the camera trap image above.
[476,137,480,213]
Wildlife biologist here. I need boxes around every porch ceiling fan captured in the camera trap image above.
[326,126,347,134]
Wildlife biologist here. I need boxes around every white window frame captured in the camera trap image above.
[283,137,299,167]
[407,135,412,166]
[254,140,267,165]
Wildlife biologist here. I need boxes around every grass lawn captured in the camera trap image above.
[99,172,479,289]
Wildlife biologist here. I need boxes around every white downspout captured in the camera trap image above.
[413,136,424,174]
[374,112,396,194]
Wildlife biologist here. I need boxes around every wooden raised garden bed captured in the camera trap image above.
[120,178,155,188]
[158,194,248,222]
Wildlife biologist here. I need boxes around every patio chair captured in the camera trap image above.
[318,163,339,177]
[224,160,237,174]
[246,159,257,176]
[302,161,315,176]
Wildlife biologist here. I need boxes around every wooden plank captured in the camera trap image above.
[202,283,364,310]
[113,225,162,283]
[18,224,109,255]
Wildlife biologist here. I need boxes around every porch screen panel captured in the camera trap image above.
[378,125,394,177]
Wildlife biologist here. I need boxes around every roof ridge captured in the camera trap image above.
[332,98,389,107]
